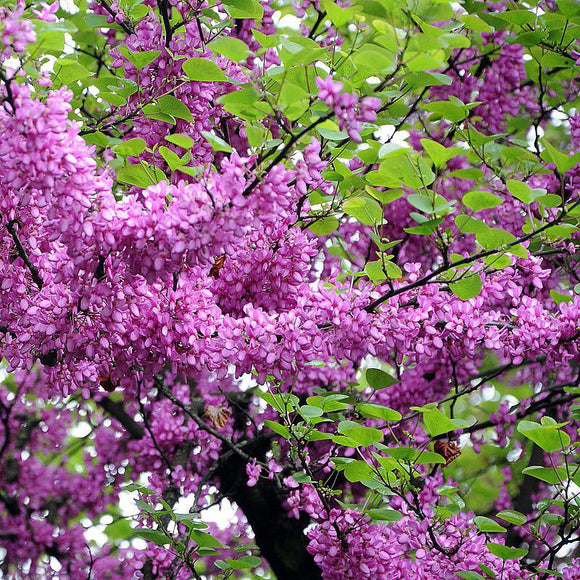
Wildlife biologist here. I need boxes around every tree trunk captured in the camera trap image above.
[217,448,322,580]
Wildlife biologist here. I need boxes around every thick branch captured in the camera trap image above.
[216,441,322,580]
[97,397,144,439]
[157,0,173,47]
[155,378,254,461]
[156,377,321,578]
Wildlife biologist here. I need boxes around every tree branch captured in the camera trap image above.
[365,202,579,312]
[96,0,135,35]
[154,377,253,461]
[97,397,144,439]
[157,0,173,47]
[6,221,43,290]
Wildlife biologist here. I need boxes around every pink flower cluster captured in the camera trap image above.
[2,0,580,578]
[307,508,527,580]
[315,76,381,142]
[0,0,36,57]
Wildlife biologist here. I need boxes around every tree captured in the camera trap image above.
[1,0,580,577]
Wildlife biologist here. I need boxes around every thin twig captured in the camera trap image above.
[6,220,43,290]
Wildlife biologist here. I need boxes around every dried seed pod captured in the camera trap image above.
[202,405,231,429]
[209,254,226,279]
[434,440,461,466]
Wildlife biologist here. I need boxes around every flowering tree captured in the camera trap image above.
[3,0,580,577]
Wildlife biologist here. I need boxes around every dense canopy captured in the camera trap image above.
[2,0,580,578]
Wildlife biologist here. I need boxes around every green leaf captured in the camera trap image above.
[550,290,573,305]
[116,164,165,188]
[105,518,133,540]
[165,134,195,149]
[338,424,383,447]
[366,368,398,390]
[224,556,262,570]
[404,217,444,235]
[406,72,453,89]
[343,196,383,225]
[299,404,324,419]
[174,513,204,524]
[450,273,482,301]
[159,499,175,517]
[83,14,109,28]
[83,131,109,148]
[540,140,580,174]
[159,146,186,172]
[522,466,565,485]
[506,180,545,204]
[100,92,127,106]
[459,13,493,32]
[291,474,311,486]
[366,508,404,521]
[496,9,536,25]
[191,530,226,548]
[408,193,454,215]
[307,394,349,412]
[424,99,470,123]
[450,168,484,179]
[134,499,158,514]
[381,447,445,466]
[201,131,233,153]
[415,451,446,465]
[486,542,528,560]
[474,516,507,533]
[53,59,92,85]
[484,253,511,270]
[382,446,418,461]
[517,420,571,452]
[123,482,156,494]
[322,0,357,27]
[222,0,264,19]
[332,434,358,447]
[260,392,299,413]
[306,430,335,442]
[142,104,176,125]
[117,46,160,69]
[182,58,227,82]
[463,191,503,211]
[135,528,171,546]
[357,403,402,422]
[309,217,339,236]
[454,215,488,234]
[115,138,147,158]
[156,95,193,122]
[263,420,291,439]
[386,261,403,280]
[559,0,580,16]
[537,194,561,208]
[496,510,527,526]
[208,37,250,62]
[456,572,487,580]
[476,227,516,250]
[343,460,375,482]
[414,407,457,437]
[279,37,326,68]
[420,139,460,168]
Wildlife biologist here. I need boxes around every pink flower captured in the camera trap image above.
[245,459,261,487]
